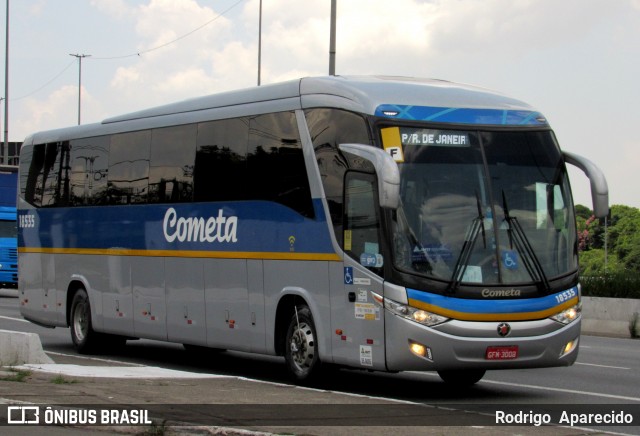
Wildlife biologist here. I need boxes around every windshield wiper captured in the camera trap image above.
[501,191,551,292]
[447,192,486,293]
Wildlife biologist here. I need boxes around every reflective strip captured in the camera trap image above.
[408,296,578,321]
[18,246,341,261]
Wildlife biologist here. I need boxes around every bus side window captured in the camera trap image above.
[108,131,151,205]
[149,124,197,203]
[305,108,372,243]
[194,118,249,202]
[68,136,110,206]
[22,143,44,207]
[249,112,314,218]
[344,172,382,272]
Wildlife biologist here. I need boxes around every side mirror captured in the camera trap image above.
[339,143,400,209]
[563,151,609,218]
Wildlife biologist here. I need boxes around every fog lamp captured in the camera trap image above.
[409,340,433,361]
[560,337,579,357]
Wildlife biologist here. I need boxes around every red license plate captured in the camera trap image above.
[486,345,518,360]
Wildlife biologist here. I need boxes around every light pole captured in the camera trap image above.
[4,0,10,161]
[69,53,90,125]
[257,0,262,86]
[0,96,4,164]
[329,0,336,75]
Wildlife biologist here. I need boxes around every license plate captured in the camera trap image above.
[486,345,518,360]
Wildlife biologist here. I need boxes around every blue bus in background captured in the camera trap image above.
[0,166,18,288]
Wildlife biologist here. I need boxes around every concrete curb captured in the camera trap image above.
[0,329,54,366]
[581,296,640,338]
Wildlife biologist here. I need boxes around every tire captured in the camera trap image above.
[284,305,320,382]
[69,287,97,353]
[437,369,486,386]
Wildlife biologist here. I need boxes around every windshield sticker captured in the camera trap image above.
[423,244,453,262]
[386,146,404,162]
[502,250,519,270]
[461,265,482,283]
[360,252,384,268]
[344,230,352,250]
[381,127,405,162]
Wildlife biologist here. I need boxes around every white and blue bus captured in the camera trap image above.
[18,76,608,384]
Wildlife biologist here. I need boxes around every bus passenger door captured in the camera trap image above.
[330,172,386,371]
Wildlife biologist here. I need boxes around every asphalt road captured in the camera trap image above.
[1,294,639,435]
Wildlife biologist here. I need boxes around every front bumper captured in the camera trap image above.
[385,311,581,372]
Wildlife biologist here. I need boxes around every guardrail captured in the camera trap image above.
[582,296,640,338]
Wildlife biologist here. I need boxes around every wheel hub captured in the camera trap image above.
[290,322,315,370]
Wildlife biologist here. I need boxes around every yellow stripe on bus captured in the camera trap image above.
[408,297,579,322]
[18,246,342,262]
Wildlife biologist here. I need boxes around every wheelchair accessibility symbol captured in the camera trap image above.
[502,250,519,270]
[344,267,353,285]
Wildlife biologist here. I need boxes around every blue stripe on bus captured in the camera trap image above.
[375,105,548,126]
[407,287,578,319]
[18,199,337,256]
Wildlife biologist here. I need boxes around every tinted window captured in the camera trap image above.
[108,130,150,204]
[248,112,314,218]
[69,136,110,206]
[23,142,70,207]
[344,172,382,273]
[195,118,249,202]
[306,108,372,240]
[149,125,196,203]
[21,143,40,206]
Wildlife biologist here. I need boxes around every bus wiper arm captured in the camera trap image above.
[447,195,485,293]
[501,191,551,292]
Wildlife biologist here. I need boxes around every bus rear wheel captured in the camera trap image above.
[437,369,486,386]
[285,305,319,382]
[69,287,97,353]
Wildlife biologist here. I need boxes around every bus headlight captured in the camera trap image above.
[549,303,581,325]
[384,298,448,327]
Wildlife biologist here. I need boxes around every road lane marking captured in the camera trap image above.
[18,363,233,379]
[410,371,640,402]
[576,362,630,370]
[479,379,640,402]
[45,351,147,367]
[0,315,29,323]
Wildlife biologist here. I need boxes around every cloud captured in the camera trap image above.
[15,86,84,137]
[10,0,640,208]
[90,0,134,20]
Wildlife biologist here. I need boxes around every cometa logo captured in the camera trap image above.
[163,207,238,243]
[481,288,521,298]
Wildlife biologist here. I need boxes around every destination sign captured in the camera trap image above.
[399,128,470,147]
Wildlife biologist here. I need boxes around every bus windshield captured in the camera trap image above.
[384,126,577,287]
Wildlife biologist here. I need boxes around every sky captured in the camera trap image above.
[2,0,639,209]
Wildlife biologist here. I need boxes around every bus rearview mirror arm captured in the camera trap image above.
[339,143,400,209]
[563,151,609,218]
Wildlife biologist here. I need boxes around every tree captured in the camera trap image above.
[575,204,640,275]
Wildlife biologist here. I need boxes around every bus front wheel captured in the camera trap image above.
[284,305,319,382]
[69,287,97,353]
[437,369,486,386]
